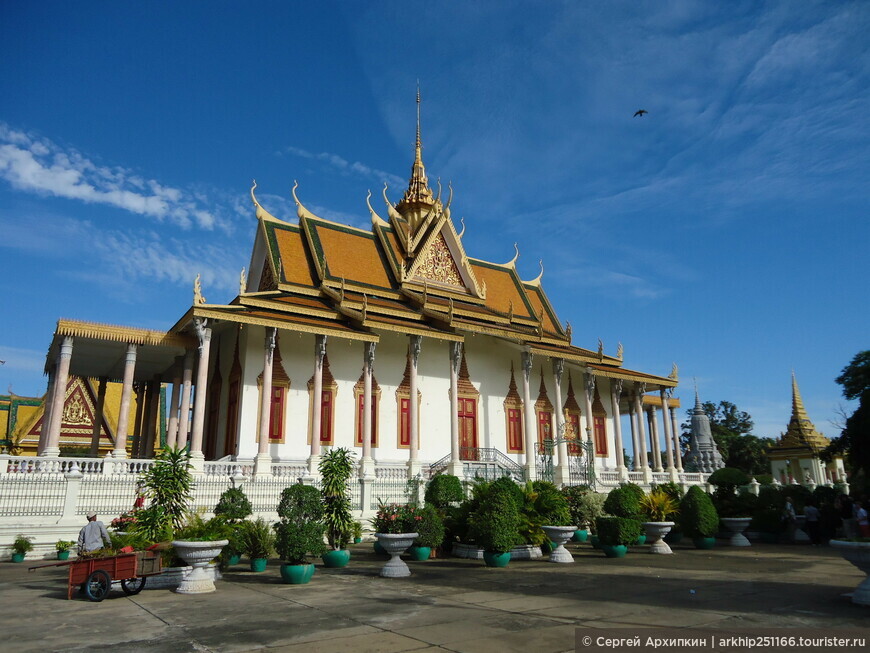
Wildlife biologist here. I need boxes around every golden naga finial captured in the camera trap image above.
[457,217,466,239]
[597,338,604,361]
[530,259,545,285]
[193,274,206,305]
[668,363,679,381]
[239,267,247,295]
[481,279,487,298]
[504,243,520,267]
[616,342,624,360]
[565,321,572,342]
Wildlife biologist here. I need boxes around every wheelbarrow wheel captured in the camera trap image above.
[84,570,111,602]
[121,576,146,595]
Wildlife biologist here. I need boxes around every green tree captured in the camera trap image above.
[681,400,769,474]
[824,351,870,489]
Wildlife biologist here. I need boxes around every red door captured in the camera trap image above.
[507,407,523,453]
[458,397,478,459]
[567,413,582,456]
[319,390,333,444]
[537,411,553,453]
[593,416,607,456]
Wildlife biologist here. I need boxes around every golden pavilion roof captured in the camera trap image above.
[768,374,830,458]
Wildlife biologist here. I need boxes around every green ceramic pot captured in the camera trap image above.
[590,535,601,549]
[250,557,268,572]
[483,551,511,567]
[11,553,25,563]
[572,529,589,543]
[601,544,628,558]
[635,534,647,545]
[280,563,315,584]
[322,549,351,568]
[227,553,242,566]
[693,537,716,550]
[353,537,362,544]
[407,546,431,561]
[373,541,387,555]
[57,550,71,561]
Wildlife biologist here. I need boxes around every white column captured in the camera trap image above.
[165,365,182,449]
[553,358,570,486]
[189,318,211,468]
[308,334,327,475]
[648,406,663,472]
[177,350,194,448]
[521,351,537,480]
[628,402,640,471]
[38,369,57,455]
[633,388,651,482]
[447,341,463,477]
[255,327,276,477]
[360,342,376,478]
[89,377,107,457]
[41,336,73,457]
[670,406,684,472]
[660,389,676,475]
[113,343,137,459]
[408,335,422,477]
[582,372,595,445]
[611,380,627,479]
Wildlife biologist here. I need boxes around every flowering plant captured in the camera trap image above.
[110,510,138,531]
[370,503,423,534]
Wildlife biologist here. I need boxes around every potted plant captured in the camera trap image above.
[239,517,275,572]
[371,503,421,577]
[595,516,641,558]
[469,486,520,568]
[172,514,232,594]
[55,540,75,561]
[409,505,445,561]
[680,486,719,549]
[214,484,253,565]
[424,473,465,509]
[319,447,356,568]
[274,484,327,584]
[562,485,594,542]
[351,521,363,544]
[533,481,575,563]
[639,489,678,554]
[11,535,33,563]
[604,483,647,545]
[139,447,194,532]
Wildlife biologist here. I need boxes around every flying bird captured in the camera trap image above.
[633,109,648,117]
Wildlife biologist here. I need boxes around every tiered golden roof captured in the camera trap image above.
[768,374,830,459]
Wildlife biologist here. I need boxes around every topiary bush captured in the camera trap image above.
[424,474,465,508]
[469,491,519,553]
[415,505,446,548]
[707,467,750,490]
[603,483,645,519]
[214,485,253,523]
[595,516,642,546]
[490,476,524,509]
[274,521,326,565]
[278,484,324,522]
[679,486,719,538]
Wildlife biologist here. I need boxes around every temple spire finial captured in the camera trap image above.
[396,84,435,226]
[416,81,422,158]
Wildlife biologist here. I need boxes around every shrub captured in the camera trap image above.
[679,486,719,538]
[175,514,233,542]
[274,521,327,564]
[425,474,464,508]
[415,505,446,548]
[128,505,173,544]
[653,482,684,502]
[490,476,525,509]
[576,493,608,532]
[603,484,645,519]
[640,489,679,522]
[238,518,275,559]
[707,467,750,491]
[595,516,642,546]
[751,486,786,533]
[754,474,774,485]
[12,535,34,555]
[140,447,193,531]
[214,486,252,522]
[277,484,324,523]
[561,485,589,525]
[469,491,519,553]
[319,447,356,550]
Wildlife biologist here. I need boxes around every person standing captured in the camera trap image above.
[783,496,797,543]
[77,512,112,554]
[803,499,821,546]
[856,499,870,538]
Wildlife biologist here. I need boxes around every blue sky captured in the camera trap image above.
[1,1,867,443]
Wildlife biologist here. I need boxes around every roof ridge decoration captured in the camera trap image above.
[292,181,323,221]
[250,180,281,222]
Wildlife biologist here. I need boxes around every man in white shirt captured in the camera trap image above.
[77,512,112,554]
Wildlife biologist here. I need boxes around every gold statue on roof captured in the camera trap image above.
[194,274,206,305]
[616,342,624,361]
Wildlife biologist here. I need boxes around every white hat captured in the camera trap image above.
[86,511,97,519]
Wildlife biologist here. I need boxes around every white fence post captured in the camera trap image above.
[62,463,83,521]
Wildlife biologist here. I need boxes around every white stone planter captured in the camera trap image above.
[508,544,543,560]
[451,542,484,559]
[542,525,577,563]
[830,540,870,606]
[141,564,222,590]
[171,540,228,594]
[721,517,752,547]
[641,522,675,554]
[375,533,417,578]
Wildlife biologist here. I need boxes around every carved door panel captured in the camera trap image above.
[458,397,478,459]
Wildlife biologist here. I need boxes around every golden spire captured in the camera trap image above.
[396,85,436,224]
[775,372,829,451]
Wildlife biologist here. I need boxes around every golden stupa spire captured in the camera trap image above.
[396,84,436,226]
[778,372,829,451]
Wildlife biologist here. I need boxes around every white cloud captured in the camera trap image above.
[283,145,405,188]
[0,346,47,377]
[0,124,222,231]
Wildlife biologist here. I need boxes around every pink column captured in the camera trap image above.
[611,380,626,473]
[648,406,663,472]
[552,359,567,468]
[38,369,57,455]
[189,318,212,459]
[41,336,73,457]
[113,344,137,459]
[449,342,461,464]
[521,351,536,470]
[660,389,675,471]
[633,388,649,471]
[258,328,276,456]
[362,342,376,463]
[409,336,421,463]
[177,350,194,448]
[310,335,327,460]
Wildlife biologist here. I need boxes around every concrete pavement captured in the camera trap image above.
[1,540,867,652]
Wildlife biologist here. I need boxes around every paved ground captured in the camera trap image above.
[1,539,867,653]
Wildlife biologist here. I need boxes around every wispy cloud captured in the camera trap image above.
[0,123,224,231]
[282,145,405,188]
